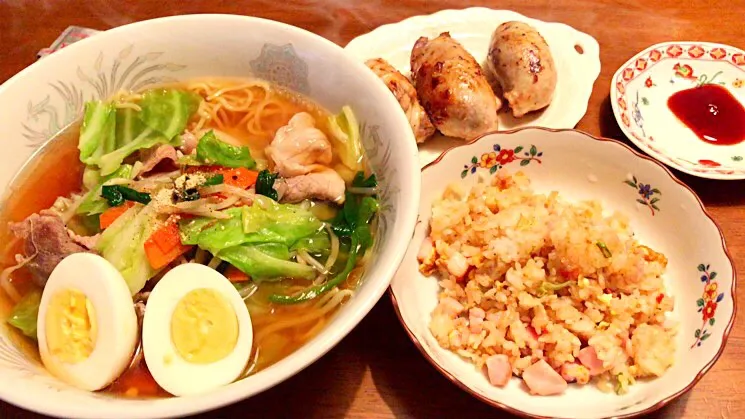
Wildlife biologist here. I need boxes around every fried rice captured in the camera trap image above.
[419,170,675,395]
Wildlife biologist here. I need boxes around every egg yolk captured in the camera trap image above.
[171,288,238,364]
[45,289,98,364]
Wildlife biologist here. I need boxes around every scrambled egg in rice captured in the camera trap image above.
[419,171,675,395]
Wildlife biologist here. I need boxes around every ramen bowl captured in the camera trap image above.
[392,128,735,418]
[0,14,419,418]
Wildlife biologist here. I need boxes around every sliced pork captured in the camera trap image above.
[9,213,92,287]
[139,144,178,175]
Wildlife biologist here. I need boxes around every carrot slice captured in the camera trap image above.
[224,265,250,283]
[99,201,135,230]
[222,167,259,189]
[187,166,259,189]
[144,222,192,270]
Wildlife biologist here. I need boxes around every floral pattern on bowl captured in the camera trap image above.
[610,42,745,180]
[461,143,543,177]
[391,128,736,419]
[0,14,420,419]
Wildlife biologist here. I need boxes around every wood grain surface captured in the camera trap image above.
[1,0,743,418]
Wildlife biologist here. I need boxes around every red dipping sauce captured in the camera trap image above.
[667,84,745,145]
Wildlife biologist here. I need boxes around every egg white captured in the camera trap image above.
[142,263,253,397]
[37,253,138,391]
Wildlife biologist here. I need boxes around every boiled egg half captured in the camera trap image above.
[37,253,138,391]
[142,263,253,396]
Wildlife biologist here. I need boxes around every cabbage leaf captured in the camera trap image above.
[327,106,363,172]
[7,290,41,340]
[78,89,201,176]
[195,131,256,168]
[217,243,315,281]
[95,204,161,294]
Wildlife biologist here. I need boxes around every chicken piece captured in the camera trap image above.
[9,213,92,287]
[266,112,333,177]
[274,169,346,204]
[366,58,436,143]
[410,32,500,140]
[486,21,557,118]
[577,346,606,376]
[522,359,568,396]
[486,354,512,387]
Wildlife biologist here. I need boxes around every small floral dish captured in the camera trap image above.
[344,8,601,167]
[0,15,419,419]
[392,128,735,418]
[610,41,745,180]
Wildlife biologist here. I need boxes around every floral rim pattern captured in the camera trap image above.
[401,127,737,419]
[692,264,725,349]
[612,42,745,177]
[6,41,398,401]
[624,175,661,216]
[461,143,542,178]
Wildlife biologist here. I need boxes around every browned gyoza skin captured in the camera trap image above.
[486,21,557,118]
[366,58,436,143]
[410,32,500,140]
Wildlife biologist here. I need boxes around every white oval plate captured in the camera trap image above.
[391,128,735,418]
[610,41,745,180]
[345,8,601,167]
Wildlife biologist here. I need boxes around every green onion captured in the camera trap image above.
[203,174,224,186]
[596,241,612,258]
[269,234,359,304]
[256,169,279,201]
[536,280,573,297]
[101,185,151,207]
[352,171,377,188]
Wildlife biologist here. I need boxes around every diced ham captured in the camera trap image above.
[446,251,469,278]
[438,297,464,317]
[522,359,568,396]
[560,362,590,385]
[486,354,512,387]
[469,307,486,334]
[578,346,606,376]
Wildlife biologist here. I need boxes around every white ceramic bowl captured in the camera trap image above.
[0,15,420,418]
[610,41,745,180]
[392,128,735,418]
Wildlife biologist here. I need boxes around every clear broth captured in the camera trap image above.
[0,78,366,398]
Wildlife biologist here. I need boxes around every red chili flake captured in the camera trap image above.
[656,293,665,304]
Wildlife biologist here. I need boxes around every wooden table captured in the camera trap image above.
[1,0,743,418]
